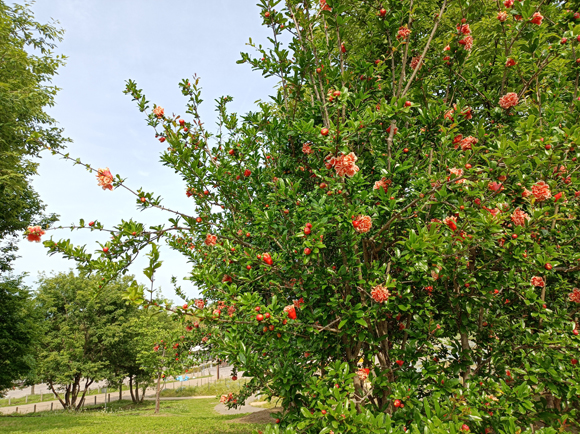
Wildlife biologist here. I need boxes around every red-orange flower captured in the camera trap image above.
[333,152,360,177]
[449,168,465,184]
[460,136,478,151]
[497,11,508,21]
[457,23,471,35]
[530,12,543,25]
[357,368,370,381]
[531,181,551,201]
[459,35,473,51]
[373,177,392,192]
[397,26,411,40]
[284,305,297,319]
[443,216,458,231]
[530,276,545,287]
[228,305,236,317]
[320,0,331,11]
[371,284,390,303]
[26,225,45,243]
[302,143,313,154]
[510,208,530,226]
[96,167,114,191]
[410,56,423,71]
[324,154,337,170]
[262,253,273,265]
[484,207,501,217]
[499,92,519,110]
[569,288,580,303]
[204,234,217,246]
[195,299,205,309]
[353,215,372,233]
[553,165,567,178]
[153,106,164,117]
[293,297,305,309]
[488,181,504,192]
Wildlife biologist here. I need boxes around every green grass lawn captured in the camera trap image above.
[160,378,249,398]
[0,398,264,434]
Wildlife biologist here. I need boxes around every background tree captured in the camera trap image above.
[42,0,580,432]
[0,275,39,394]
[34,272,140,410]
[135,303,203,412]
[0,0,67,394]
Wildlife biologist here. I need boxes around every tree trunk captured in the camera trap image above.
[75,378,94,411]
[129,376,136,403]
[139,384,146,403]
[70,375,81,409]
[49,381,68,410]
[64,385,69,408]
[155,370,162,414]
[119,380,122,401]
[135,380,139,402]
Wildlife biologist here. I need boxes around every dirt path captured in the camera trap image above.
[213,394,262,415]
[213,395,282,424]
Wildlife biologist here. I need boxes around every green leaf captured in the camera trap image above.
[424,398,432,419]
[355,318,367,328]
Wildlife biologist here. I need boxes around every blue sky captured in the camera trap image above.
[13,0,280,302]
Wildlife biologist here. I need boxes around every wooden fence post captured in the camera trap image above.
[51,402,53,411]
[34,404,36,413]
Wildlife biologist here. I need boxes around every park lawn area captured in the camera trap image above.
[0,398,264,434]
[160,378,250,398]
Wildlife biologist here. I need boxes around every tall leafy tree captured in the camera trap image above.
[0,0,67,393]
[0,1,67,270]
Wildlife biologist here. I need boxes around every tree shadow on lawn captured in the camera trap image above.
[0,398,264,434]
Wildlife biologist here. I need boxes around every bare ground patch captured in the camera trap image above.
[230,408,282,424]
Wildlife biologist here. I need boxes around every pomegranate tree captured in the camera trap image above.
[39,0,580,432]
